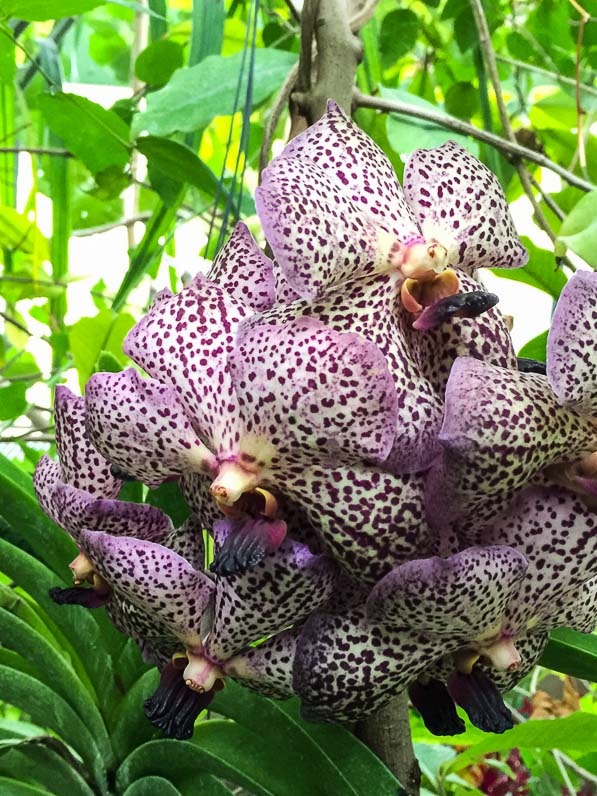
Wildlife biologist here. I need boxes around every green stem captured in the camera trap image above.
[474,45,503,183]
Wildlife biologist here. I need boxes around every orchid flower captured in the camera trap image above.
[426,270,597,528]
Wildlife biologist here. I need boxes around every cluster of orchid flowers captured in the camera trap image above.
[35,102,597,741]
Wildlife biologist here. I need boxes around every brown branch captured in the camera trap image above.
[356,692,420,795]
[495,54,597,98]
[353,90,595,193]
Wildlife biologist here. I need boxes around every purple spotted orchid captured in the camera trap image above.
[34,102,596,743]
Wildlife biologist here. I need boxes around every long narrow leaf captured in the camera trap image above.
[0,742,95,796]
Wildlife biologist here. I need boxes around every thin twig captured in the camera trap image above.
[495,55,597,98]
[553,750,577,796]
[528,174,565,221]
[353,90,595,193]
[569,0,591,176]
[71,213,154,237]
[0,146,72,157]
[557,750,597,787]
[0,311,33,337]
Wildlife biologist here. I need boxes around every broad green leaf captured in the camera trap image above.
[557,190,597,267]
[379,10,419,68]
[96,350,123,373]
[0,777,53,795]
[0,450,77,576]
[0,539,121,715]
[0,743,95,796]
[0,0,104,19]
[137,136,221,199]
[145,481,190,527]
[117,734,265,795]
[123,777,182,796]
[0,719,47,741]
[518,330,548,362]
[134,49,297,137]
[0,208,49,261]
[446,712,597,773]
[0,609,111,763]
[540,628,597,681]
[213,682,401,795]
[39,94,130,176]
[135,41,184,87]
[0,666,106,787]
[444,81,479,120]
[491,237,567,299]
[382,88,479,155]
[0,383,27,421]
[0,584,62,656]
[69,309,135,391]
[110,669,159,761]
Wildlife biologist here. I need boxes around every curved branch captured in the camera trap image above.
[353,90,595,192]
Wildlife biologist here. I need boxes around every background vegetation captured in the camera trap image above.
[0,0,597,794]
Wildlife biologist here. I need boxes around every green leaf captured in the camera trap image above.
[0,609,111,763]
[0,666,106,787]
[518,330,548,362]
[135,41,184,87]
[0,777,54,795]
[446,712,597,773]
[0,450,77,576]
[0,742,95,796]
[540,628,597,681]
[379,10,419,68]
[117,736,257,795]
[382,88,479,155]
[110,669,159,761]
[96,350,123,373]
[145,481,190,527]
[123,777,182,796]
[557,190,597,267]
[491,237,567,299]
[0,208,49,260]
[134,49,297,137]
[0,0,104,19]
[0,538,121,716]
[137,136,221,199]
[444,81,479,120]
[69,309,135,391]
[39,94,130,176]
[0,383,27,421]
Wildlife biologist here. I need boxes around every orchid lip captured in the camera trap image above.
[69,552,95,584]
[210,460,261,506]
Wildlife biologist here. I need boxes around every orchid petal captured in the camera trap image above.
[477,631,549,694]
[106,597,178,667]
[124,276,250,455]
[280,99,420,245]
[408,679,466,736]
[447,668,514,733]
[256,155,389,300]
[49,585,109,609]
[279,463,434,585]
[210,516,287,577]
[367,546,528,639]
[273,258,301,304]
[144,660,213,739]
[547,270,597,414]
[78,531,214,647]
[433,357,597,519]
[224,627,299,699]
[403,141,528,272]
[536,579,597,635]
[294,605,447,723]
[33,455,64,526]
[204,519,337,661]
[161,515,207,572]
[52,483,173,541]
[54,385,121,496]
[231,316,399,468]
[85,368,217,488]
[412,290,499,331]
[208,221,275,312]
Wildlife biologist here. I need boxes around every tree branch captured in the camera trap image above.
[495,54,597,99]
[353,90,595,192]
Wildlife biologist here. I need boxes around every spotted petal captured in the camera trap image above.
[230,316,399,469]
[281,99,420,244]
[224,627,299,699]
[54,386,121,497]
[256,155,390,300]
[367,546,528,639]
[547,270,597,414]
[85,368,217,488]
[431,357,597,522]
[477,631,550,694]
[204,519,338,662]
[403,141,528,272]
[293,605,448,723]
[124,276,251,455]
[79,531,214,647]
[33,455,64,527]
[208,221,275,312]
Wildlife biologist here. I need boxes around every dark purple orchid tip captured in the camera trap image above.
[516,357,547,375]
[409,679,466,737]
[413,291,500,331]
[49,586,109,609]
[210,517,287,578]
[109,464,137,482]
[447,668,513,734]
[144,661,214,740]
